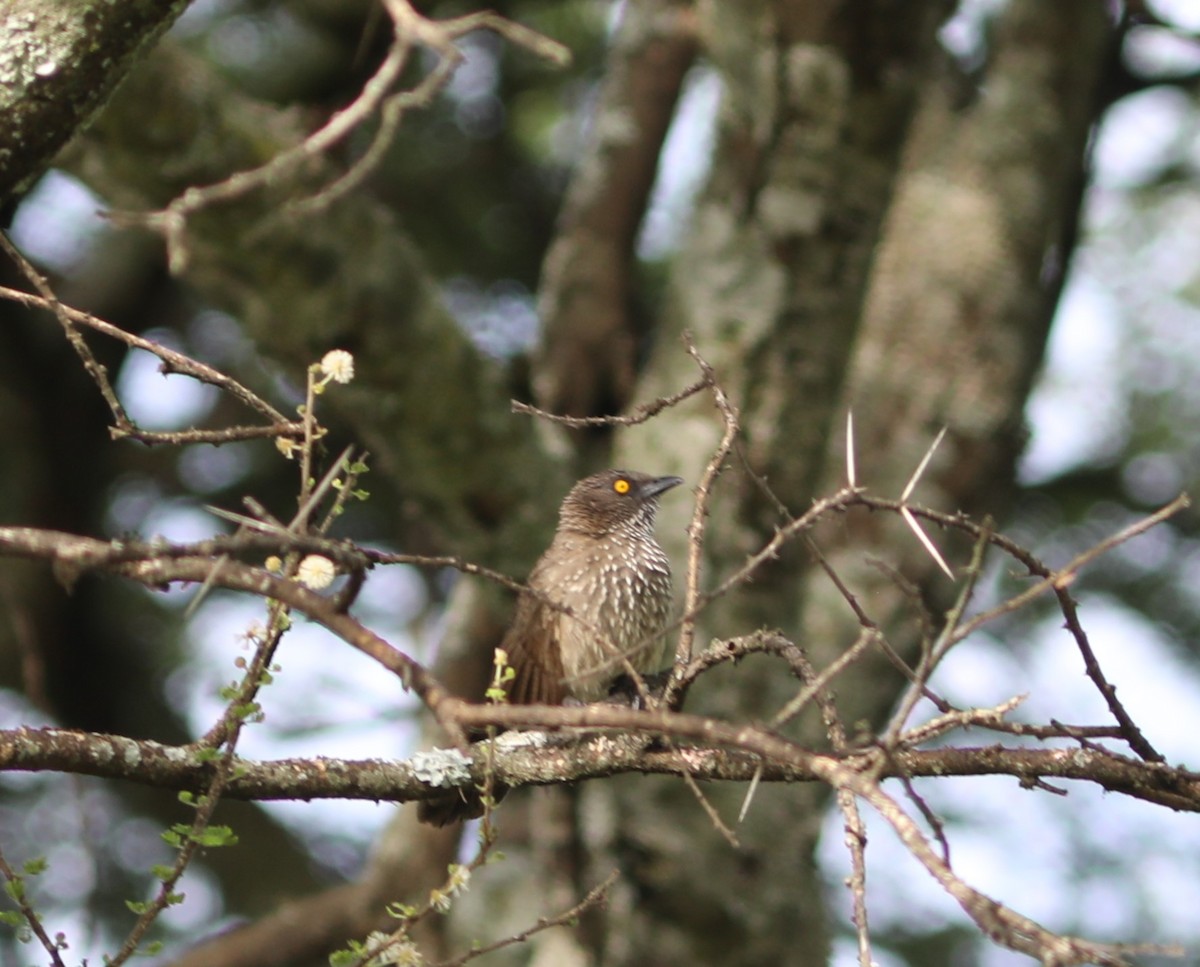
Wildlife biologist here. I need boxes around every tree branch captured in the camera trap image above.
[5,726,1198,814]
[0,0,189,203]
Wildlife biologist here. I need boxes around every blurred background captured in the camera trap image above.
[3,0,1200,964]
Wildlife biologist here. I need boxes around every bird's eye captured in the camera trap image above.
[613,478,631,495]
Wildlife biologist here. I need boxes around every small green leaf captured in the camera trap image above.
[151,865,175,882]
[190,826,239,848]
[4,878,24,901]
[0,910,24,927]
[20,857,46,876]
[328,939,368,966]
[125,900,148,915]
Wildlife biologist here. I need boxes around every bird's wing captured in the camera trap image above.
[502,591,567,706]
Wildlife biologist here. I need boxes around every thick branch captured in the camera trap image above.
[535,0,698,418]
[0,0,189,203]
[7,725,1198,814]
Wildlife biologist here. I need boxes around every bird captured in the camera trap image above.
[418,469,683,826]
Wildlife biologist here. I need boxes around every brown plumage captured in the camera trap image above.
[418,469,682,826]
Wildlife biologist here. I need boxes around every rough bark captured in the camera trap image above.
[0,0,190,204]
[534,0,698,425]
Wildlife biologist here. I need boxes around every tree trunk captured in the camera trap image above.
[446,2,1116,964]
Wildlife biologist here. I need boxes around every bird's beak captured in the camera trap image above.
[640,475,684,500]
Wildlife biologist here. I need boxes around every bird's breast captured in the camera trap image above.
[532,534,673,700]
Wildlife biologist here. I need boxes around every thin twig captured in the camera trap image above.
[0,283,297,433]
[0,847,67,967]
[511,377,709,427]
[838,787,874,967]
[432,871,617,967]
[883,523,991,746]
[665,334,738,709]
[0,234,132,431]
[114,2,569,267]
[769,628,878,730]
[853,492,1188,763]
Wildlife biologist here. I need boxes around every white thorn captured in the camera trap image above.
[738,762,764,824]
[846,409,857,488]
[901,505,953,579]
[901,426,947,502]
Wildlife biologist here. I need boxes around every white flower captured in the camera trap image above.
[275,437,298,459]
[361,932,423,966]
[319,349,355,384]
[296,555,336,589]
[446,863,470,895]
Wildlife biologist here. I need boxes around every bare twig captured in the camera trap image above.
[897,695,1028,747]
[113,2,568,268]
[511,377,709,427]
[0,525,462,741]
[838,787,874,967]
[769,628,878,730]
[929,494,1187,762]
[883,523,992,745]
[665,335,739,709]
[433,871,618,967]
[0,283,298,437]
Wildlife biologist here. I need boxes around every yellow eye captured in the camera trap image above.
[613,478,631,495]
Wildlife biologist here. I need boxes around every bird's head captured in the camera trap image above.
[558,470,684,537]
